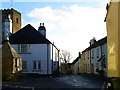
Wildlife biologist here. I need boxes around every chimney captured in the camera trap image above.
[78,52,81,58]
[38,23,46,38]
[89,37,96,46]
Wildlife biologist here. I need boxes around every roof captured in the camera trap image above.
[1,8,21,15]
[89,36,107,49]
[104,2,111,22]
[82,36,107,53]
[72,57,79,64]
[1,41,21,58]
[9,24,51,44]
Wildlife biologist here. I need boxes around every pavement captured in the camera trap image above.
[1,74,106,90]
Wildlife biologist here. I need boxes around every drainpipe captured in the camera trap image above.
[47,44,49,75]
[90,49,92,74]
[57,49,60,75]
[52,43,53,75]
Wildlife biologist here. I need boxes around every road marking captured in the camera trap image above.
[73,79,78,83]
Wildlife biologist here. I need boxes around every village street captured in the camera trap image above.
[2,75,106,90]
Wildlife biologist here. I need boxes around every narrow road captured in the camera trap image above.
[55,75,105,88]
[2,75,106,90]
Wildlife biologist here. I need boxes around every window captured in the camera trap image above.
[92,49,94,58]
[22,61,27,70]
[33,61,37,70]
[38,61,41,70]
[84,53,85,60]
[33,61,41,70]
[15,58,20,67]
[96,63,99,68]
[88,51,89,59]
[16,17,18,23]
[19,44,31,54]
[97,48,99,58]
[102,45,105,55]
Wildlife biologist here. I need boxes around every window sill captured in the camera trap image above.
[19,53,32,54]
[32,70,42,72]
[22,69,28,72]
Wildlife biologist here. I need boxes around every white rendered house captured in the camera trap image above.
[9,23,59,75]
[89,37,107,76]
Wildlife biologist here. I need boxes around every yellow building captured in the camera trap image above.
[105,1,120,89]
[79,37,107,75]
[1,41,22,80]
[79,48,90,74]
[79,54,84,74]
[105,1,120,78]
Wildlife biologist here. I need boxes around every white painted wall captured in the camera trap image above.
[12,44,52,75]
[50,44,59,72]
[90,43,107,75]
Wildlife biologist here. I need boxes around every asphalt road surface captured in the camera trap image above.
[2,75,106,90]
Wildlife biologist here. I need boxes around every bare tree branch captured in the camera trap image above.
[61,50,72,63]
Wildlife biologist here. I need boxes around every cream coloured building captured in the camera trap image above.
[105,1,120,78]
[79,37,107,76]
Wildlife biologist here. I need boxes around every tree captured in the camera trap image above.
[61,50,72,64]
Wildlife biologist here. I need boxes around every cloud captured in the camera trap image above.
[23,4,107,60]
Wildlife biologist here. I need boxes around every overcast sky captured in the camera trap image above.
[2,0,110,62]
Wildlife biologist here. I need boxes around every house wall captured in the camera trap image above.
[12,44,52,75]
[2,57,13,80]
[79,56,84,74]
[83,50,90,74]
[80,42,107,76]
[90,44,107,75]
[93,46,101,74]
[73,60,79,74]
[104,43,108,76]
[50,44,59,72]
[106,2,119,77]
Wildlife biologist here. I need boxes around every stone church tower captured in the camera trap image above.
[2,8,21,34]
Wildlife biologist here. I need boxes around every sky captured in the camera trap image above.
[2,0,110,62]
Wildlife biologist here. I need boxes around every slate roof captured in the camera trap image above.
[72,57,79,65]
[1,40,21,58]
[82,36,107,53]
[9,24,51,44]
[89,36,107,49]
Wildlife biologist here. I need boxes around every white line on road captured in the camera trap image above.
[73,79,78,83]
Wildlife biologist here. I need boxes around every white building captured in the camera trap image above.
[89,37,107,76]
[9,23,59,75]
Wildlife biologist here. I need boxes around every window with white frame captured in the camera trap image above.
[92,49,94,58]
[33,61,41,70]
[18,44,31,54]
[15,58,20,67]
[88,51,89,59]
[102,45,105,55]
[97,48,99,58]
[22,61,27,70]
